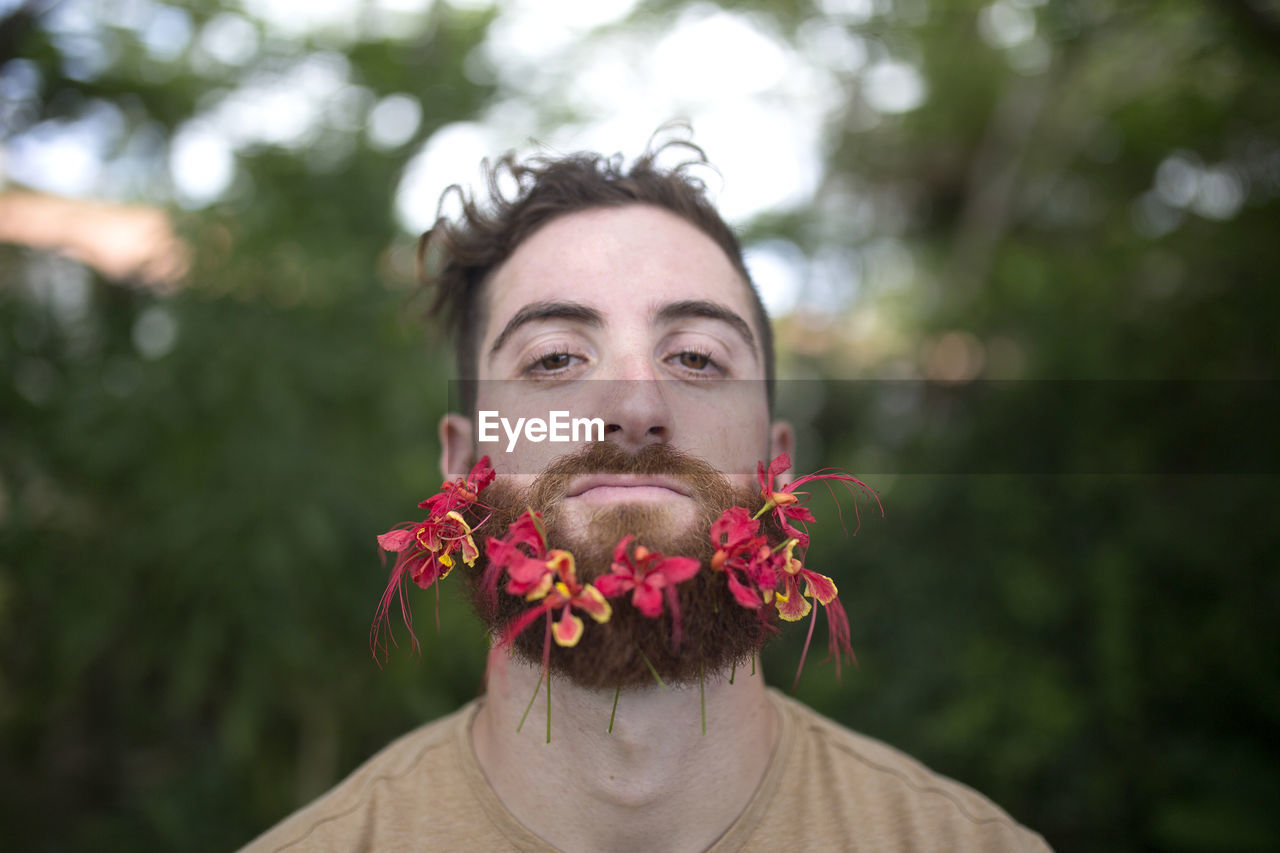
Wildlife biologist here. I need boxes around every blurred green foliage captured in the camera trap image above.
[2,0,1278,850]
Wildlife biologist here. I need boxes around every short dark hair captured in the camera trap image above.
[417,133,775,413]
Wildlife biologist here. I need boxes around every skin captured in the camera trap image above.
[440,204,794,853]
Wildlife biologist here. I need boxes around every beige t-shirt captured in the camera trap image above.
[240,690,1051,851]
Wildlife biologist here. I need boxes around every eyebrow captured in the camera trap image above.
[486,298,759,363]
[488,300,604,360]
[656,300,758,360]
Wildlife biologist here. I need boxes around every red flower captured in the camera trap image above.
[710,506,758,572]
[481,510,550,613]
[713,451,882,687]
[771,538,856,687]
[709,507,777,610]
[376,510,478,588]
[596,536,701,650]
[773,539,839,622]
[421,457,496,517]
[370,457,494,658]
[484,511,614,649]
[501,549,612,650]
[756,453,880,547]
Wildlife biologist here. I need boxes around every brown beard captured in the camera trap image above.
[462,443,778,689]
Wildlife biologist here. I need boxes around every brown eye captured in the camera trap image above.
[678,351,711,370]
[538,353,572,371]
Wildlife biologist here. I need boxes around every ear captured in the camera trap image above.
[439,413,475,480]
[768,419,796,488]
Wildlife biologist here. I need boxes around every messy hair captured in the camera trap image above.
[417,130,776,412]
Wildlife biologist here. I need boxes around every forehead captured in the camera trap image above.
[480,204,754,346]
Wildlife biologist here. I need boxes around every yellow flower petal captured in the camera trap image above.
[553,612,585,647]
[547,549,576,585]
[775,587,812,621]
[804,571,839,606]
[577,585,613,624]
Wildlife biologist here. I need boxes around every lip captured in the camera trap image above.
[566,474,691,500]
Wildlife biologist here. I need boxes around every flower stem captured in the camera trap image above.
[528,506,547,547]
[791,603,820,692]
[546,667,551,744]
[608,685,620,734]
[729,658,737,685]
[751,653,756,677]
[699,659,706,736]
[636,645,667,690]
[517,670,542,733]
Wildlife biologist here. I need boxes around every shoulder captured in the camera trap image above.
[756,691,1052,851]
[237,700,493,853]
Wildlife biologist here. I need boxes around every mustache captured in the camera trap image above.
[525,441,737,504]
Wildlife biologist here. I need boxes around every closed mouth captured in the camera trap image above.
[565,475,691,500]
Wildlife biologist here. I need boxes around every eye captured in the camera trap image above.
[677,351,712,370]
[520,349,584,377]
[537,352,573,371]
[665,348,723,377]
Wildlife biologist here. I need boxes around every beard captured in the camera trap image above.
[462,442,778,689]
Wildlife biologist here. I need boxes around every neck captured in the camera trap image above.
[471,648,779,853]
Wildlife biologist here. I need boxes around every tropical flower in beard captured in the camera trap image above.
[484,509,614,649]
[483,517,616,745]
[376,510,477,588]
[773,538,839,622]
[501,548,613,649]
[480,510,549,614]
[595,536,701,650]
[756,453,880,547]
[370,457,494,658]
[422,456,496,516]
[773,537,857,686]
[709,507,777,610]
[712,452,881,687]
[710,507,758,572]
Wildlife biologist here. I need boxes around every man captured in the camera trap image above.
[242,136,1050,851]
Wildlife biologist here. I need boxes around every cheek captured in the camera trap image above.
[678,408,771,481]
[668,380,770,445]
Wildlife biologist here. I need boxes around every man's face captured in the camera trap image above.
[446,203,786,498]
[441,204,793,685]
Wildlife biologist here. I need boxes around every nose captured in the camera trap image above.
[598,379,672,451]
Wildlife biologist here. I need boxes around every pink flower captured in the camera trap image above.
[370,457,494,658]
[376,510,478,588]
[501,549,612,650]
[756,453,880,547]
[596,536,700,650]
[420,457,496,516]
[709,507,776,610]
[773,539,839,622]
[481,511,551,613]
[714,451,881,687]
[481,511,615,650]
[771,538,856,687]
[710,506,759,571]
